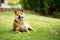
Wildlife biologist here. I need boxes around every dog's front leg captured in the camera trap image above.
[15,27,20,33]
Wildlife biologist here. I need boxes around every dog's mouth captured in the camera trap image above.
[19,18,23,20]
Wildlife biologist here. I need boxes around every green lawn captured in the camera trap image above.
[0,11,60,40]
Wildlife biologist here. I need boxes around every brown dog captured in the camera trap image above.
[13,9,34,33]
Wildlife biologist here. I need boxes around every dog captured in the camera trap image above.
[13,9,34,33]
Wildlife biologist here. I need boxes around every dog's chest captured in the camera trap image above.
[19,23,27,31]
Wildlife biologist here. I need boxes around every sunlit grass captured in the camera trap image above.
[0,11,60,40]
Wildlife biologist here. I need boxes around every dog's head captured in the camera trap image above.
[14,9,25,21]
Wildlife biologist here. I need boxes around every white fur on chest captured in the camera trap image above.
[19,22,29,31]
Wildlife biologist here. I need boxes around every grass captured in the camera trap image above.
[0,11,60,40]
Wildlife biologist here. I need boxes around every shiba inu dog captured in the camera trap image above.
[13,9,34,33]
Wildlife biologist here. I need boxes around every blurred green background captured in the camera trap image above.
[8,0,20,4]
[20,0,60,18]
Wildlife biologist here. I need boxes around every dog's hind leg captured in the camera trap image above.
[28,26,35,31]
[25,29,30,33]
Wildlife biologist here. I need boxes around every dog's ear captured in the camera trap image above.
[20,8,24,12]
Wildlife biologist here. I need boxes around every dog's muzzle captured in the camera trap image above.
[18,16,23,20]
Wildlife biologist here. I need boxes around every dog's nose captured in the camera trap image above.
[18,15,23,18]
